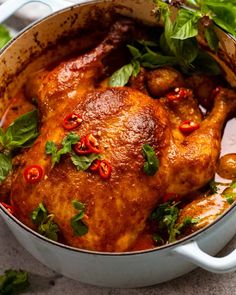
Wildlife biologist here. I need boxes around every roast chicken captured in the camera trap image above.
[5,19,236,252]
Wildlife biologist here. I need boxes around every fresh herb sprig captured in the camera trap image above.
[109,0,223,87]
[0,269,29,295]
[150,201,198,244]
[142,144,159,176]
[31,203,59,241]
[222,181,236,205]
[71,200,88,236]
[45,132,80,167]
[46,133,101,171]
[0,25,11,49]
[0,110,39,183]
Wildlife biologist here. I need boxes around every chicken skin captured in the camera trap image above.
[8,19,236,252]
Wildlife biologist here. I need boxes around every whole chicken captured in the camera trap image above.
[8,19,236,252]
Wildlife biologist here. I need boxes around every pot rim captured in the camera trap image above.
[0,0,236,257]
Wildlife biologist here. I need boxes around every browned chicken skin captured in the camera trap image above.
[7,19,236,252]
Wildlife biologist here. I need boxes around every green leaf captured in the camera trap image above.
[172,10,201,40]
[131,60,141,77]
[71,153,100,171]
[0,25,11,49]
[142,144,159,176]
[140,47,178,68]
[0,154,12,183]
[4,110,39,150]
[31,203,59,241]
[45,132,80,166]
[0,269,29,295]
[205,2,236,36]
[72,200,85,211]
[109,63,134,87]
[209,180,219,194]
[31,203,47,225]
[192,50,221,75]
[71,200,88,237]
[38,216,59,241]
[204,26,219,51]
[127,45,142,59]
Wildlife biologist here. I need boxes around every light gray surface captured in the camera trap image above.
[0,216,236,294]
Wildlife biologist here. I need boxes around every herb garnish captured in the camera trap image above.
[222,181,236,205]
[0,25,11,49]
[71,200,88,236]
[150,201,198,244]
[0,269,29,295]
[31,203,59,241]
[0,110,39,183]
[71,153,101,171]
[142,144,159,176]
[45,132,80,166]
[109,0,225,87]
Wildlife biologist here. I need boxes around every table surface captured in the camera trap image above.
[1,217,236,294]
[0,1,236,294]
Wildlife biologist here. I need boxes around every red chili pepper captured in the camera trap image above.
[163,193,180,203]
[179,120,200,135]
[62,113,82,131]
[0,202,15,215]
[166,87,192,101]
[85,134,101,154]
[90,159,101,172]
[73,136,91,155]
[24,165,44,184]
[99,160,112,179]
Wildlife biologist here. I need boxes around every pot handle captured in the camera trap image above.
[172,240,236,273]
[0,0,72,24]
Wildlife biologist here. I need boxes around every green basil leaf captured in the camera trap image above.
[72,200,85,211]
[204,2,236,36]
[172,10,201,40]
[127,45,142,59]
[71,199,88,236]
[0,153,12,183]
[137,39,158,47]
[71,217,88,237]
[31,203,59,241]
[131,60,141,77]
[31,202,47,225]
[0,25,11,49]
[109,63,133,87]
[140,47,178,68]
[204,26,219,51]
[46,132,80,166]
[4,109,39,150]
[0,269,29,295]
[142,144,159,176]
[192,50,221,75]
[71,153,100,171]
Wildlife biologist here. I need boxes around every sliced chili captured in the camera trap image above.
[85,134,101,154]
[90,159,101,172]
[73,136,91,155]
[179,120,200,135]
[62,113,82,131]
[166,87,192,101]
[0,202,15,215]
[24,165,44,184]
[99,160,112,179]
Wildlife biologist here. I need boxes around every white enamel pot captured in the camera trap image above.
[0,0,236,288]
